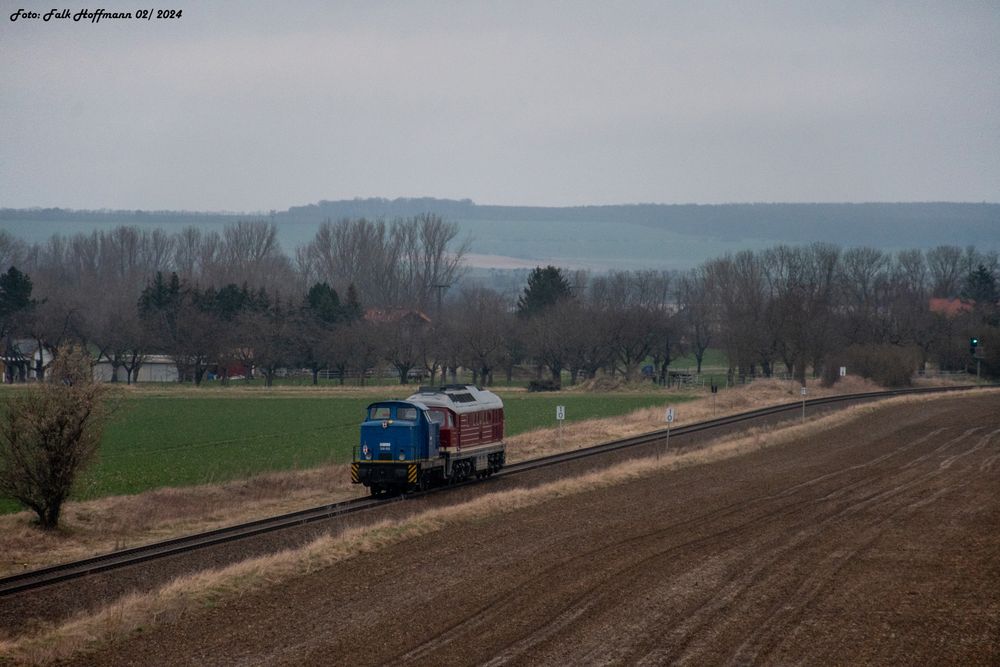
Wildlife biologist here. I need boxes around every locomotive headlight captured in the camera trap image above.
[398,452,405,460]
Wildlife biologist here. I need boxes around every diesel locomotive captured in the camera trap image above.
[350,385,506,495]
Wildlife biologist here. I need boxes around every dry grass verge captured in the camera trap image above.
[0,467,359,576]
[2,388,997,665]
[508,375,883,461]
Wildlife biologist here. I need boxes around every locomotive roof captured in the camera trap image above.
[405,384,503,414]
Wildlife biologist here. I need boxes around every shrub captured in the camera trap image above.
[527,378,561,392]
[844,344,921,387]
[819,360,843,388]
[0,345,117,529]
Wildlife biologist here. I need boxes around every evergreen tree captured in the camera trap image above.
[306,282,342,323]
[138,271,181,315]
[960,264,999,305]
[0,266,36,337]
[517,266,572,317]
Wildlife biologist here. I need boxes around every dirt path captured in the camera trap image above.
[74,394,1000,666]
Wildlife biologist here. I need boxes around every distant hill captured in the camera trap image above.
[3,199,997,271]
[282,199,998,247]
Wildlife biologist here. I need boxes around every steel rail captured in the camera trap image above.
[0,495,400,597]
[0,383,987,597]
[500,384,981,475]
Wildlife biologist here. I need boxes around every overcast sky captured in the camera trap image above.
[1,1,998,212]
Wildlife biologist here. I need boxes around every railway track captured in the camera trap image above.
[0,384,984,598]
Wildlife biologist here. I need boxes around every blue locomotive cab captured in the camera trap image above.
[358,401,440,463]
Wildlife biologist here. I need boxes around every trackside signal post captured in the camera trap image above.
[661,406,675,460]
[556,404,565,436]
[970,337,982,380]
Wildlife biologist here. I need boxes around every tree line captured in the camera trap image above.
[1,219,998,387]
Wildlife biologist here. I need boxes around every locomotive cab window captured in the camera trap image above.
[427,409,453,427]
[397,407,417,421]
[369,406,391,420]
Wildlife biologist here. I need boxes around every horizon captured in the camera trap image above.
[4,196,1000,217]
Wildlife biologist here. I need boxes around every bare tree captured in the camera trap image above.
[350,321,382,386]
[455,287,509,385]
[607,305,659,380]
[0,229,27,270]
[303,215,466,309]
[211,221,293,292]
[838,247,889,346]
[525,304,575,383]
[173,226,222,283]
[926,245,964,298]
[379,314,430,385]
[240,300,296,387]
[677,268,714,373]
[0,345,116,529]
[704,251,774,378]
[559,301,614,384]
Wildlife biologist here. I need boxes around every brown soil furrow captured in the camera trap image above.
[726,480,964,664]
[495,420,990,665]
[397,424,976,665]
[393,425,954,664]
[661,423,998,665]
[620,426,980,663]
[939,428,1000,469]
[643,425,988,664]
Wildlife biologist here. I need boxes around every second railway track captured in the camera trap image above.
[0,383,985,599]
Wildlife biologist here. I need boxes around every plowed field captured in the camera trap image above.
[76,393,1000,666]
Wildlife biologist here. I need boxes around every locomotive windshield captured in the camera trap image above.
[369,406,391,420]
[368,404,420,421]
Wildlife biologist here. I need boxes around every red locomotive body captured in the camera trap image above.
[410,385,504,452]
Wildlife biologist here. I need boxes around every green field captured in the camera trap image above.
[666,348,729,370]
[0,390,691,513]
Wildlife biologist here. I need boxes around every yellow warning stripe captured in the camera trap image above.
[407,464,417,483]
[350,463,359,483]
